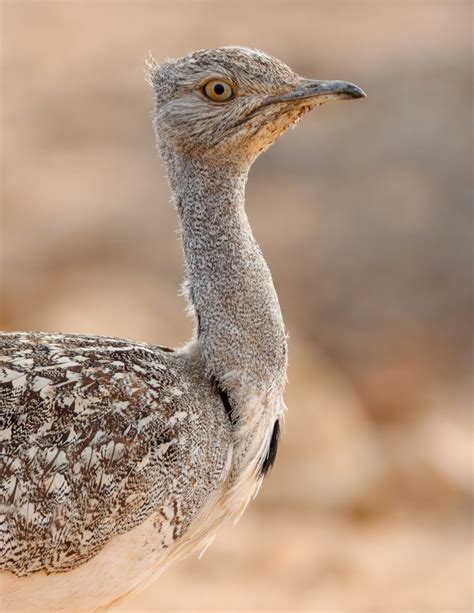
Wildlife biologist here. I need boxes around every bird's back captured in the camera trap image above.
[0,331,232,577]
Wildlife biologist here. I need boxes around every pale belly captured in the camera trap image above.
[0,485,230,613]
[0,514,168,612]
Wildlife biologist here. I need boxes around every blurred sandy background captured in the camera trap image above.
[1,1,472,611]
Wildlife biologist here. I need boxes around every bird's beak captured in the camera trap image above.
[263,78,366,107]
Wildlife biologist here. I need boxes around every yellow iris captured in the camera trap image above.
[204,80,234,101]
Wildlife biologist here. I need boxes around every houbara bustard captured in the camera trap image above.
[0,47,365,611]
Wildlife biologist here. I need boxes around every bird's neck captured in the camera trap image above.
[166,153,287,418]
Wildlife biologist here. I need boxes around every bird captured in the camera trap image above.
[0,46,365,611]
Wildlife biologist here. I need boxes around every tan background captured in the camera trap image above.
[1,1,472,611]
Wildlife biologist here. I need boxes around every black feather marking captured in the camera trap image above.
[210,375,237,426]
[260,419,280,477]
[218,387,238,426]
[156,345,174,353]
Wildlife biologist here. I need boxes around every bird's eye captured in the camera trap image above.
[203,80,234,102]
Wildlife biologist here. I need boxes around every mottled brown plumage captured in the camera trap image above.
[0,46,364,611]
[0,333,231,576]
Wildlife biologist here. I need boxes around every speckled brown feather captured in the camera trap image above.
[0,332,231,575]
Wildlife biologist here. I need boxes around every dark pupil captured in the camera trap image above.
[213,83,225,96]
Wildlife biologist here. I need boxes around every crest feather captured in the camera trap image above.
[144,52,161,88]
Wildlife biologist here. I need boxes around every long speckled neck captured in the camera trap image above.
[164,152,287,415]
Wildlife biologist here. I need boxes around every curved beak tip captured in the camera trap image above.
[294,79,367,103]
[319,80,366,100]
[349,84,367,99]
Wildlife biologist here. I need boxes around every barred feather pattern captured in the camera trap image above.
[0,332,232,577]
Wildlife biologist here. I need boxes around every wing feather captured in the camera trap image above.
[0,332,231,576]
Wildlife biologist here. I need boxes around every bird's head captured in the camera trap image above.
[147,46,365,166]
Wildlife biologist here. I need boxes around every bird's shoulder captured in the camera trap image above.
[0,331,232,575]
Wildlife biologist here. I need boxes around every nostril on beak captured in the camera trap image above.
[301,79,321,89]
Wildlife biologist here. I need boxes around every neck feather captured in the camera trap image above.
[165,153,287,412]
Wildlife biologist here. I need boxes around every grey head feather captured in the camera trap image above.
[147,46,304,161]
